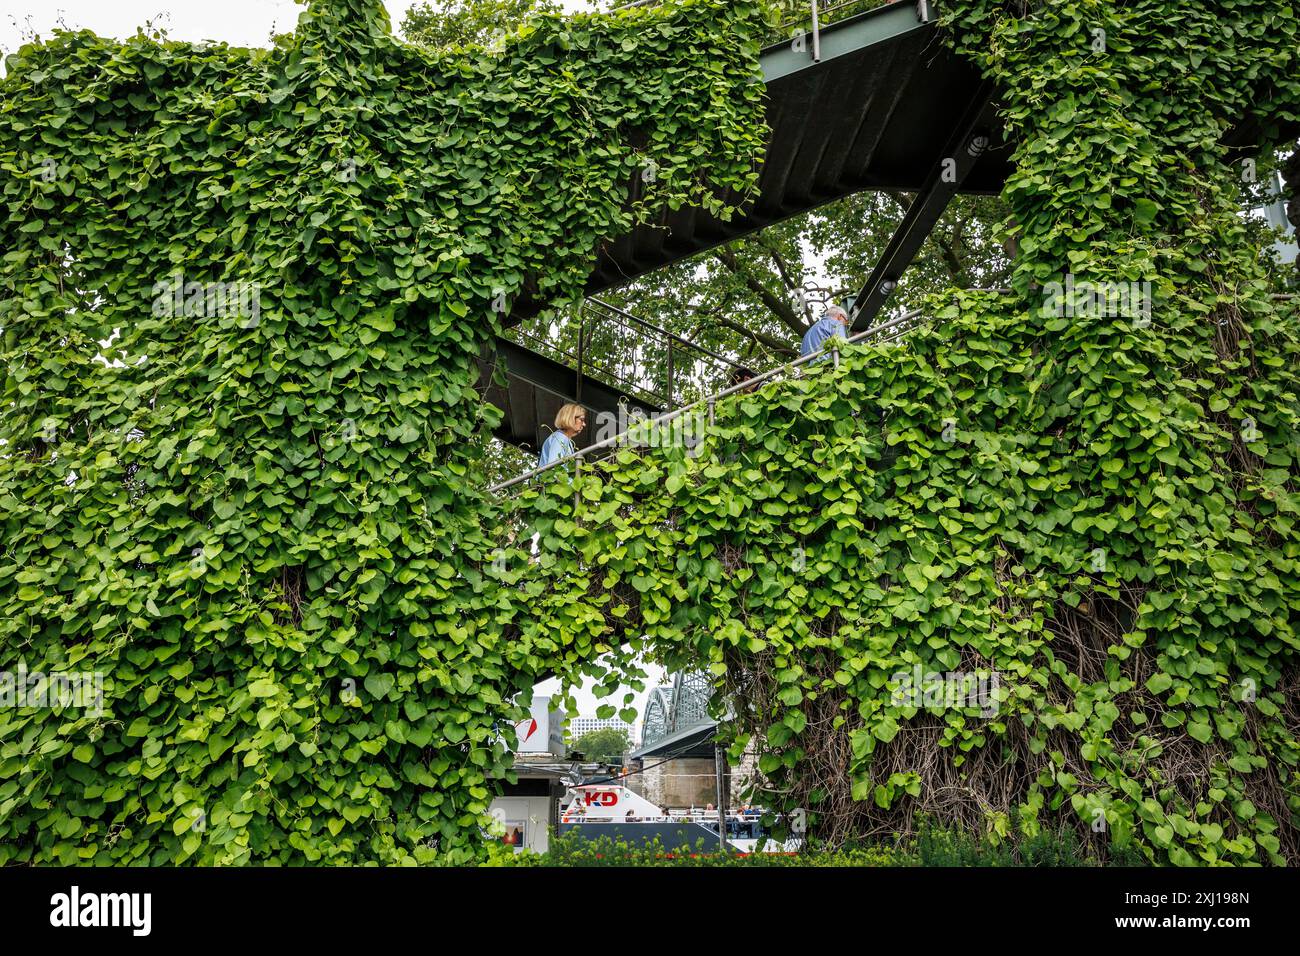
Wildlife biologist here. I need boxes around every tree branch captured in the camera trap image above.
[711,247,807,338]
[886,190,913,215]
[718,315,797,357]
[756,236,802,294]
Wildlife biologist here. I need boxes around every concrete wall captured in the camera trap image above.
[628,742,762,811]
[631,758,720,810]
[1279,147,1300,278]
[1284,148,1300,238]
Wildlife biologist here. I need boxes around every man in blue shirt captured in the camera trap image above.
[537,403,586,469]
[800,305,851,359]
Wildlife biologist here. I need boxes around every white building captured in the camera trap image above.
[568,716,636,743]
[490,696,580,854]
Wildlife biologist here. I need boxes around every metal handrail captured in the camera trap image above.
[586,298,743,372]
[507,297,753,410]
[490,308,928,496]
[614,0,901,54]
[778,0,895,30]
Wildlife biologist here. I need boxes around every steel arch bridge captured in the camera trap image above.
[640,671,713,750]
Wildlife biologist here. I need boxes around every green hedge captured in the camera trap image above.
[467,823,1142,867]
[502,0,1300,866]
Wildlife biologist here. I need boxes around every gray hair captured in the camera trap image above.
[825,305,849,322]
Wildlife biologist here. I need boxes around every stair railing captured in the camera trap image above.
[491,307,928,497]
[507,297,753,410]
[614,1,917,55]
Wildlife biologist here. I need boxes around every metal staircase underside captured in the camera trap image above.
[478,335,661,453]
[481,0,1295,455]
[505,1,1010,324]
[484,2,995,454]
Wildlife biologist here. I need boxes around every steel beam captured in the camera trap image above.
[849,87,1001,330]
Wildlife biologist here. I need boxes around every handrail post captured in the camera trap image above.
[666,338,675,407]
[811,0,821,63]
[576,309,585,401]
[832,344,840,369]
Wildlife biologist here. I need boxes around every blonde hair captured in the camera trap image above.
[554,403,586,433]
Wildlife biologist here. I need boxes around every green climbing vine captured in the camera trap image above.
[0,0,768,864]
[3,0,1298,868]
[504,0,1300,866]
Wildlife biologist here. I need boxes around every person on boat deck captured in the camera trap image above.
[537,402,587,469]
[800,304,851,359]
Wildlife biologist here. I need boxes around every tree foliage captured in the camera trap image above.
[401,0,568,49]
[0,0,768,864]
[572,727,629,760]
[590,191,1015,367]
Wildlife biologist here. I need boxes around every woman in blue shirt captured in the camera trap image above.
[537,403,587,469]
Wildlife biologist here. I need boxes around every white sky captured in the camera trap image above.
[0,0,665,728]
[0,0,595,56]
[535,659,666,745]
